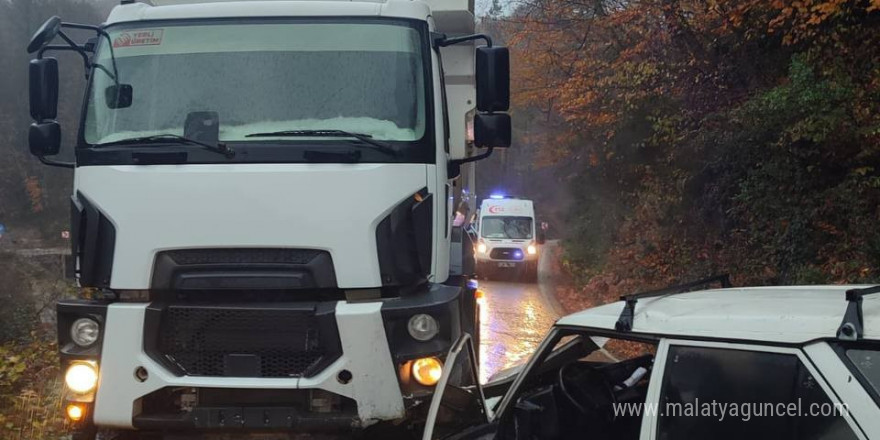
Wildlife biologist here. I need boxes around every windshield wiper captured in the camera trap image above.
[95,134,235,158]
[245,129,397,156]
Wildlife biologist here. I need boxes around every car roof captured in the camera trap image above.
[556,285,880,344]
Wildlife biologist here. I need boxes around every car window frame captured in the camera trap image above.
[492,327,661,429]
[648,339,867,440]
[423,333,490,440]
[805,341,880,437]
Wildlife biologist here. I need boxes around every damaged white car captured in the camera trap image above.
[423,277,880,439]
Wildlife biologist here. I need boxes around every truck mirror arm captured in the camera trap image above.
[36,21,120,87]
[448,147,494,178]
[434,33,494,49]
[38,155,75,169]
[38,44,91,74]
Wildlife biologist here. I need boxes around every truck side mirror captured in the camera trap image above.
[474,113,511,149]
[27,16,62,54]
[29,122,61,157]
[475,46,510,112]
[29,58,59,121]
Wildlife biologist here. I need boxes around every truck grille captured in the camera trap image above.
[490,247,524,261]
[152,305,339,378]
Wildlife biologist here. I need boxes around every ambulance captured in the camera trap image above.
[474,196,542,281]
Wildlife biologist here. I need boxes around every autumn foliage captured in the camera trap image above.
[496,0,880,306]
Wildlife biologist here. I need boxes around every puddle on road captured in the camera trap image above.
[478,280,560,383]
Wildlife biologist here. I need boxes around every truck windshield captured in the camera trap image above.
[83,20,427,145]
[481,216,533,240]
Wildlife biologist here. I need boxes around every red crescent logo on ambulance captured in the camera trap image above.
[488,205,504,214]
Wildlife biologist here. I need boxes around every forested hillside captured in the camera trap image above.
[1,0,114,245]
[492,0,880,306]
[0,1,112,436]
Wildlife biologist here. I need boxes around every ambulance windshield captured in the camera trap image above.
[481,216,533,240]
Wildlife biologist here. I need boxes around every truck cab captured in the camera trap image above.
[24,0,511,437]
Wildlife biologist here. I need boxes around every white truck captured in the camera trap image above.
[474,196,543,281]
[24,0,510,438]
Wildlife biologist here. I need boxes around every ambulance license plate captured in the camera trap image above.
[498,262,516,268]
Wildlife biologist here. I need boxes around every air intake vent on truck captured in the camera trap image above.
[145,303,341,378]
[150,248,337,290]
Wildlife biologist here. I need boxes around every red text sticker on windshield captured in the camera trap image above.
[113,30,164,48]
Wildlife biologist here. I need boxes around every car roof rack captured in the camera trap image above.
[837,285,880,341]
[615,274,732,332]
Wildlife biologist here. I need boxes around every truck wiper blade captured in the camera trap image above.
[95,134,235,158]
[245,129,397,156]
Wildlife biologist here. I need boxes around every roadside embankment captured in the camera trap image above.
[542,241,628,315]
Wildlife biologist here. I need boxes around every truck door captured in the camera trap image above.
[423,334,491,440]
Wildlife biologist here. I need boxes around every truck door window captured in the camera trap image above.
[657,346,857,440]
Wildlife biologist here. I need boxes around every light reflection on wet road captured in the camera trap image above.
[478,276,561,383]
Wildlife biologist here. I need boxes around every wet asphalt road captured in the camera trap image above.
[477,242,563,383]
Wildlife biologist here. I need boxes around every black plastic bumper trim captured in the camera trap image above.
[57,299,110,360]
[133,409,358,432]
[380,283,462,363]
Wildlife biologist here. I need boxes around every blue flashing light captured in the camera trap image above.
[489,194,505,200]
[467,279,479,290]
[513,250,524,260]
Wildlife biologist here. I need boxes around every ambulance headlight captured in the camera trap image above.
[527,245,537,255]
[65,362,99,394]
[70,318,100,347]
[477,243,488,254]
[407,314,439,341]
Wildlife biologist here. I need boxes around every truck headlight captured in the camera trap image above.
[407,314,439,341]
[477,243,487,254]
[527,245,537,255]
[412,357,443,386]
[65,362,99,394]
[70,318,100,347]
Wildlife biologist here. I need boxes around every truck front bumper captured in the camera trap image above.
[58,284,464,433]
